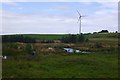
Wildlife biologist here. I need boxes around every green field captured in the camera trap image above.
[21,34,65,40]
[21,33,118,40]
[2,33,119,78]
[3,52,118,78]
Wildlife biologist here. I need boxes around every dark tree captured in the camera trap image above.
[98,30,109,33]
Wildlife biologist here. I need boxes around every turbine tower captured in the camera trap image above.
[77,10,84,34]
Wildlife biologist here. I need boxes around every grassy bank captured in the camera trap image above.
[3,52,118,78]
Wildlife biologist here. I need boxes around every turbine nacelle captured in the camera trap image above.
[77,10,85,22]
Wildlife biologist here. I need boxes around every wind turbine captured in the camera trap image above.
[77,10,84,34]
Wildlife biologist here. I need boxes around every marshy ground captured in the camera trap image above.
[2,33,119,78]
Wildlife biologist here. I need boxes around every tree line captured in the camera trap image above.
[2,34,88,43]
[2,35,36,43]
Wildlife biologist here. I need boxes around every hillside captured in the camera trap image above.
[13,33,118,40]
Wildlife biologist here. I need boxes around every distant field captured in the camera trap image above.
[22,34,65,40]
[17,33,119,40]
[84,33,118,38]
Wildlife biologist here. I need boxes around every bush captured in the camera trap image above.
[2,35,36,43]
[94,42,103,48]
[61,34,88,43]
[25,44,33,54]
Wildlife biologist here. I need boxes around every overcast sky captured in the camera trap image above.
[0,0,118,34]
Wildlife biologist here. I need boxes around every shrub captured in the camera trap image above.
[94,42,103,48]
[61,34,88,43]
[2,35,36,43]
[25,44,33,54]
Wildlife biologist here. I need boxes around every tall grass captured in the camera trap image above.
[2,52,118,78]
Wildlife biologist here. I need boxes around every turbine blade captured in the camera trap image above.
[76,10,81,16]
[81,15,86,17]
[77,17,80,23]
[81,15,87,17]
